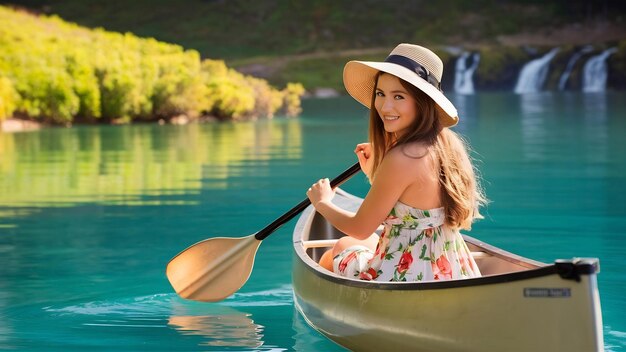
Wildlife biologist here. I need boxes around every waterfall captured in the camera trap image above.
[454,52,480,95]
[514,48,560,94]
[558,45,594,91]
[582,48,618,93]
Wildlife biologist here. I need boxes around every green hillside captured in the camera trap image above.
[0,5,304,123]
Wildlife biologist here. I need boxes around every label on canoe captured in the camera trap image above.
[523,288,571,298]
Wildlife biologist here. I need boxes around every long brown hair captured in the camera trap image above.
[368,73,485,230]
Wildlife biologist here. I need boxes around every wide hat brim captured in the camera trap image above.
[343,60,459,127]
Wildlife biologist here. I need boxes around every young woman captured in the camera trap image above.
[306,43,485,282]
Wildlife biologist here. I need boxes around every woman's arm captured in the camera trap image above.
[308,148,425,239]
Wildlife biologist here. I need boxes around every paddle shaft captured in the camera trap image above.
[254,162,361,241]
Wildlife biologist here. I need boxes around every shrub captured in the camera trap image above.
[202,60,255,119]
[14,66,80,123]
[0,76,18,120]
[247,76,284,118]
[66,51,101,120]
[282,82,305,117]
[152,51,207,118]
[0,6,303,123]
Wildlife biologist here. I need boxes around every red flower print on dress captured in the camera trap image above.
[397,250,414,274]
[376,229,386,259]
[431,255,453,280]
[359,267,378,281]
[385,215,403,225]
[338,251,358,273]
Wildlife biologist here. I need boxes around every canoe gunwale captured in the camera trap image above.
[294,247,598,291]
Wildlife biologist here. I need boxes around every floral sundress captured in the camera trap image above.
[332,201,481,282]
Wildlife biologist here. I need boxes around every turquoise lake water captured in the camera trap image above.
[1,92,625,351]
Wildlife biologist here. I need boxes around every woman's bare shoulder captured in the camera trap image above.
[386,143,431,165]
[380,143,434,177]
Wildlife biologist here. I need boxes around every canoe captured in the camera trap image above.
[292,189,603,351]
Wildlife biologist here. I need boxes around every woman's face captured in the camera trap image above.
[374,74,418,137]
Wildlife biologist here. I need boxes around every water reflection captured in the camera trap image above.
[582,92,607,119]
[291,308,342,351]
[42,293,273,350]
[0,119,302,214]
[169,314,264,348]
[518,92,553,161]
[449,93,479,134]
[168,296,271,349]
[582,93,609,164]
[581,93,611,227]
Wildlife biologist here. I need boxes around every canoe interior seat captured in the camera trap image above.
[471,251,491,259]
[302,239,339,249]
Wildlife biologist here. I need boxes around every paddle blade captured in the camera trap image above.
[166,235,261,302]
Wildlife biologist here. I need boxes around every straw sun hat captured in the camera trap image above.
[343,43,458,127]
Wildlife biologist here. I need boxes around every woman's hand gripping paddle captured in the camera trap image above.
[166,162,361,302]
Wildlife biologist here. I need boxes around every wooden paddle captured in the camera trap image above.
[166,162,362,302]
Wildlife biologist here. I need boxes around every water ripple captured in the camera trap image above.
[44,285,294,318]
[42,290,293,350]
[223,285,293,307]
[44,293,175,316]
